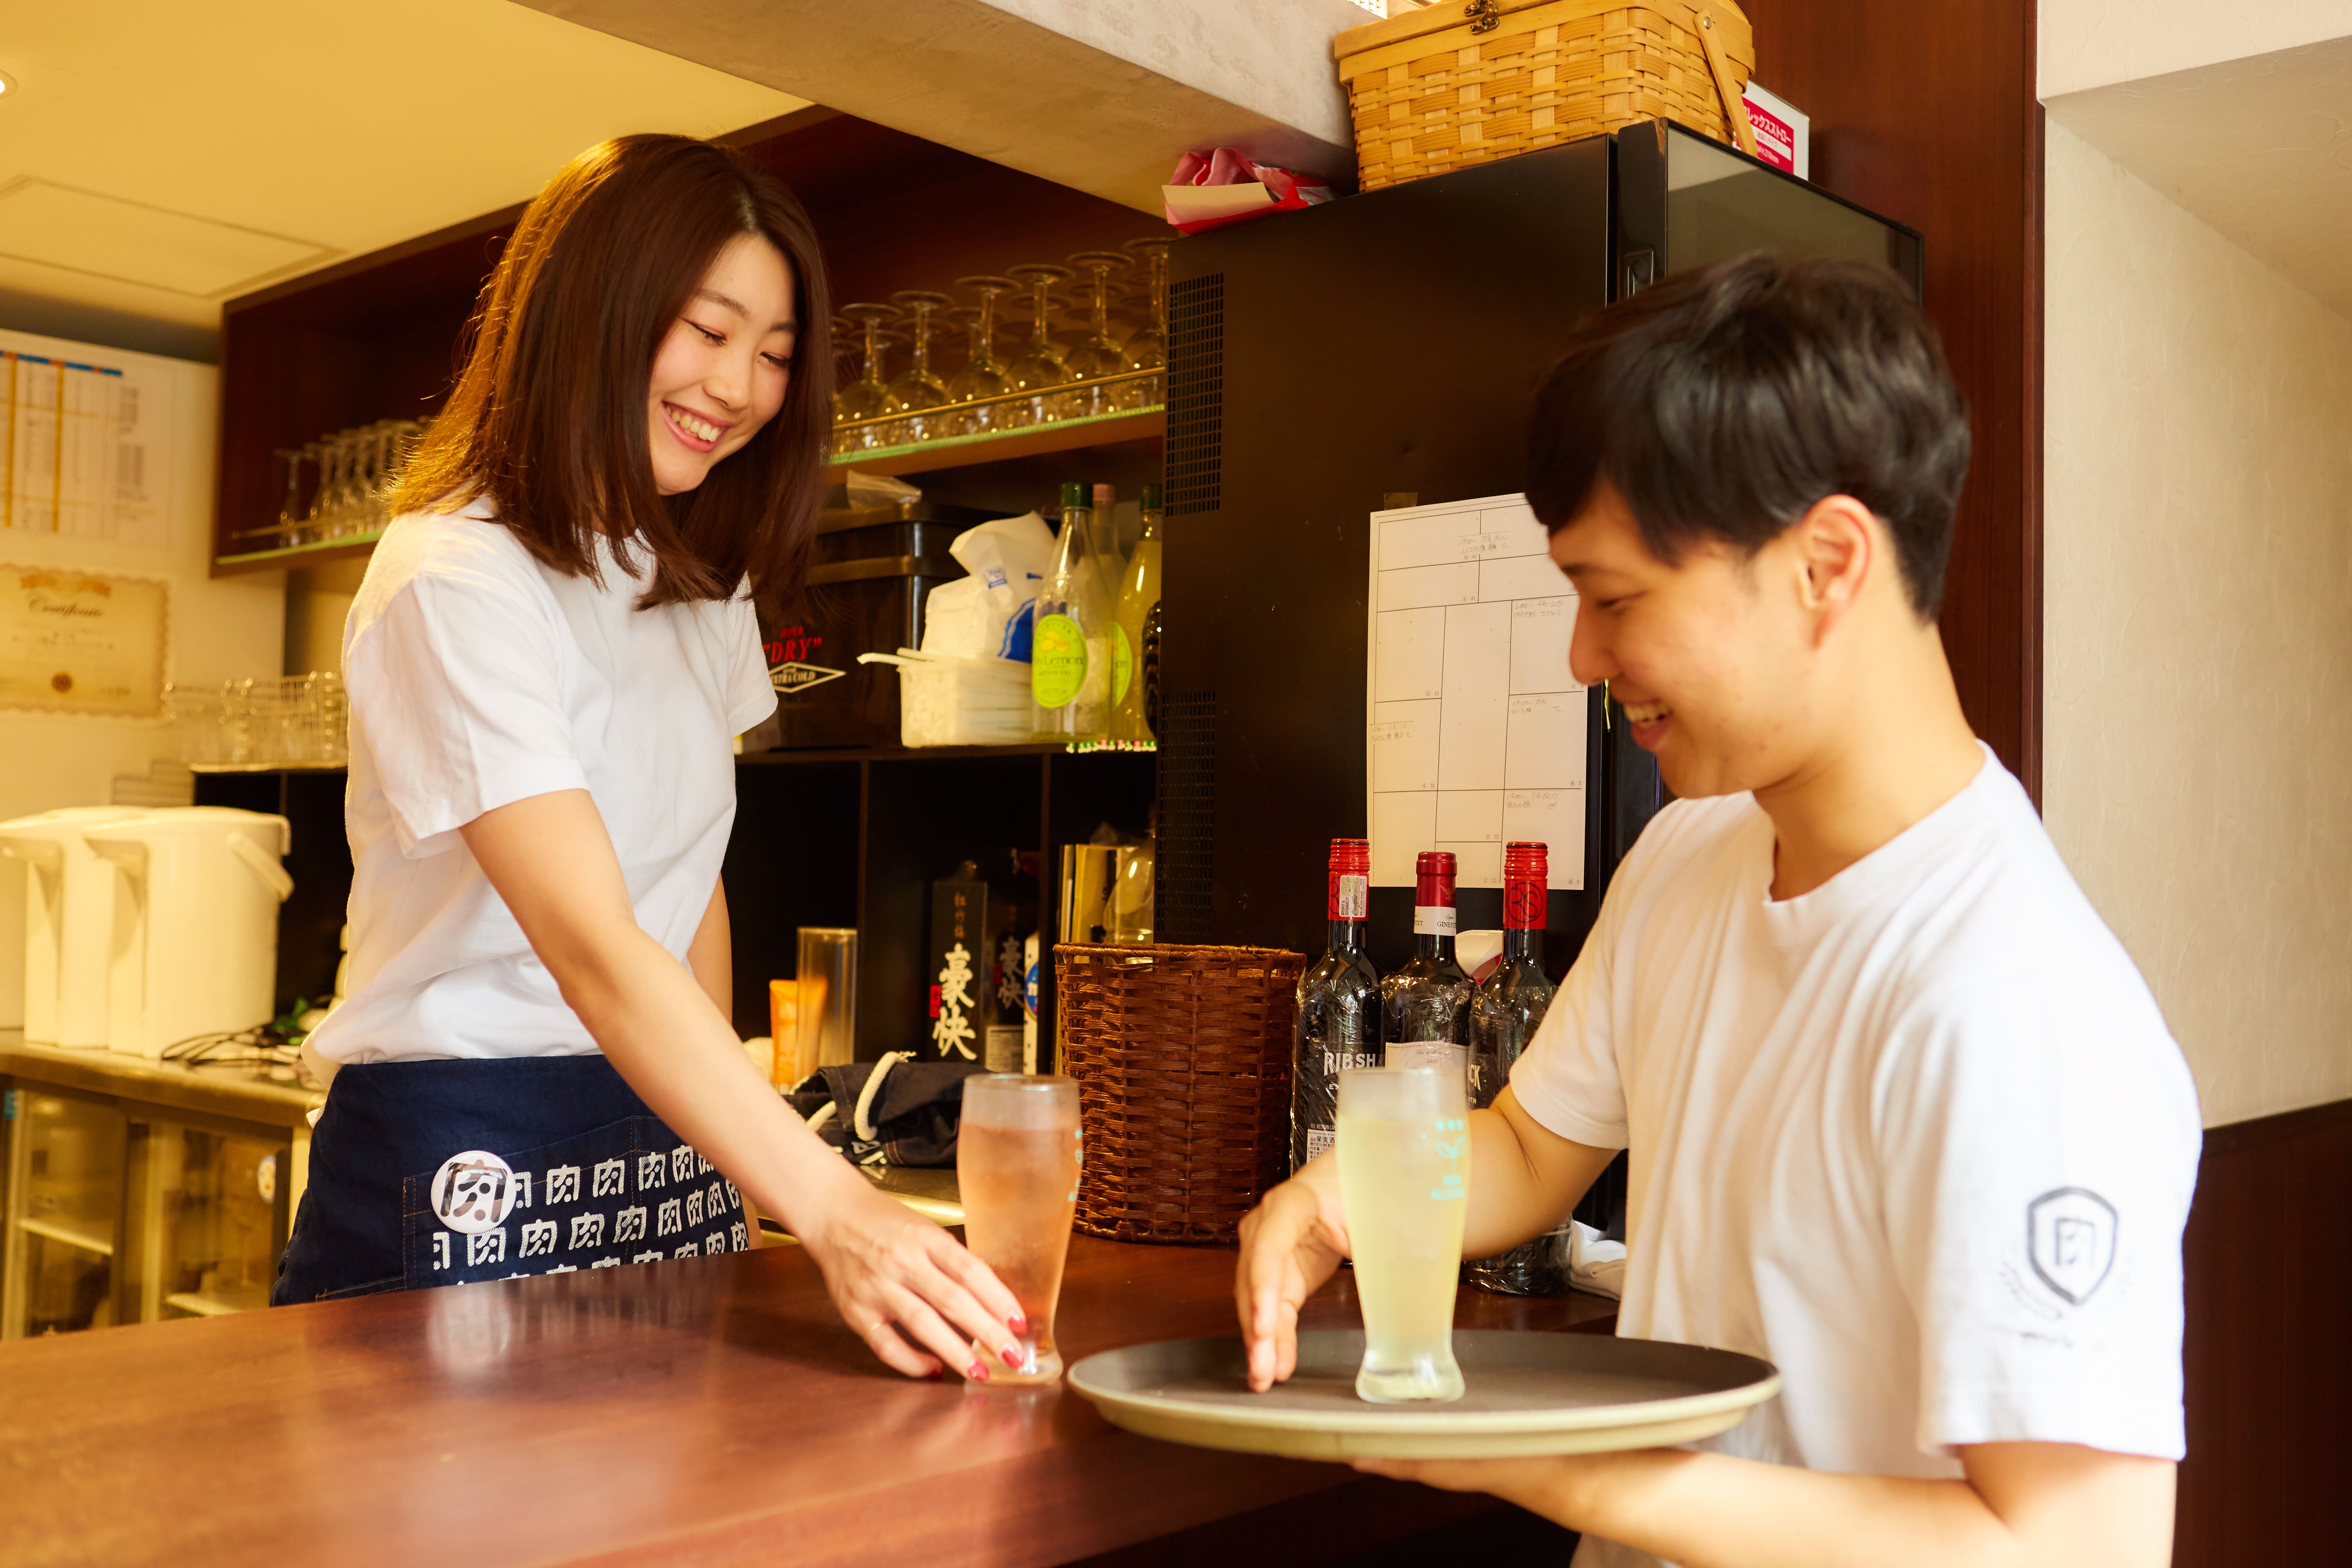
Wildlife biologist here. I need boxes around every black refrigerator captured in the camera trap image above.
[1156,120,1922,979]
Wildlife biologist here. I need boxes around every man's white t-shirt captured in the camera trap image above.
[1510,749,2200,1568]
[303,501,777,1069]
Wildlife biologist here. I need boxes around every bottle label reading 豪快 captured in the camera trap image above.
[1031,614,1089,708]
[1412,906,1457,937]
[1330,873,1369,922]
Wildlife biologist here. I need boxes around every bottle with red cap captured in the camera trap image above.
[1291,837,1382,1172]
[1466,841,1569,1294]
[1381,850,1472,1078]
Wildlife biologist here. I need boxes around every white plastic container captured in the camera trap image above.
[858,649,1034,747]
[0,808,146,1047]
[81,808,293,1058]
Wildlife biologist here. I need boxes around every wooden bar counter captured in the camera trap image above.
[3,1232,1615,1566]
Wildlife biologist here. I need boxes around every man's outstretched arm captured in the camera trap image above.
[1356,1439,2173,1568]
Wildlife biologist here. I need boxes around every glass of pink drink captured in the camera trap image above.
[958,1074,1083,1383]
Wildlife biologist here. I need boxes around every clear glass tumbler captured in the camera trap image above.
[1337,1065,1470,1403]
[794,927,859,1080]
[958,1074,1082,1383]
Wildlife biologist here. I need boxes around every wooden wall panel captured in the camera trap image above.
[2176,1100,2352,1564]
[1744,2,2043,797]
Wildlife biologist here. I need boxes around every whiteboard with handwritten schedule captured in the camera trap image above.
[1366,493,1587,891]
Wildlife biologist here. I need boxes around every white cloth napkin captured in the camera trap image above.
[1566,1219,1627,1300]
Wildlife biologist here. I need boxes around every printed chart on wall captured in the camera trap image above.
[0,342,169,550]
[1366,492,1586,891]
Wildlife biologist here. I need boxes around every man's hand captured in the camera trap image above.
[1234,1159,1350,1392]
[1234,1094,1617,1393]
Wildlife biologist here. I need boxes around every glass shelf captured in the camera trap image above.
[213,392,1165,573]
[829,396,1163,474]
[214,529,385,571]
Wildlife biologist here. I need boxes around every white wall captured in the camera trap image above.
[2041,0,2352,96]
[2042,120,2352,1127]
[0,329,284,1024]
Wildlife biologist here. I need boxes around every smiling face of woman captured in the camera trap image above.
[647,232,799,497]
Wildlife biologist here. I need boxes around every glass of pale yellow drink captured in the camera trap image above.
[959,1074,1083,1383]
[1338,1065,1470,1402]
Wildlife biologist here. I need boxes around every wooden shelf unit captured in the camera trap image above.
[208,109,1171,1072]
[197,748,1155,1072]
[213,107,1172,575]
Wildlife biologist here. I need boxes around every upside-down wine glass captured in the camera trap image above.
[1004,263,1075,425]
[833,303,902,450]
[1121,237,1172,408]
[303,437,344,542]
[884,290,954,445]
[272,448,307,543]
[947,276,1016,434]
[1062,251,1133,418]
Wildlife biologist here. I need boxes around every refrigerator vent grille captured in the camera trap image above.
[1155,690,1217,942]
[1165,275,1223,516]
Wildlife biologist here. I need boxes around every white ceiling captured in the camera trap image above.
[0,0,805,355]
[2047,34,2352,321]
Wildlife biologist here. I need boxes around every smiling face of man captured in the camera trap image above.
[1551,478,1828,802]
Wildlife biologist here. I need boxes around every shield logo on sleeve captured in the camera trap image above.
[2027,1187,2118,1305]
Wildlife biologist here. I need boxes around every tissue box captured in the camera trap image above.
[761,502,1000,750]
[871,650,1034,748]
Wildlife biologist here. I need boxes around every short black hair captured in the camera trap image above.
[1525,254,1970,618]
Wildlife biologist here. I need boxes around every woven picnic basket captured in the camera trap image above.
[1334,0,1759,191]
[1056,942,1305,1245]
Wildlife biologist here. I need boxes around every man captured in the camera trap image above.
[1236,256,2200,1567]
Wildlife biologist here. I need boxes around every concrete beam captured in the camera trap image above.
[2047,35,2352,320]
[518,0,1372,214]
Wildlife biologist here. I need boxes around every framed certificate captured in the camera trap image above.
[0,564,169,718]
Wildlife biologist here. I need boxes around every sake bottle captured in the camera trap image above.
[1031,481,1114,744]
[1109,483,1162,744]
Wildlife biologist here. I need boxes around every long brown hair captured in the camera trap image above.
[392,135,834,607]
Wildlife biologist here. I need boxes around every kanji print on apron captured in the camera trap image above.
[401,1114,749,1288]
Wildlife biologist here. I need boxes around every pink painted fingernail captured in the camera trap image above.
[967,1362,990,1383]
[925,1368,945,1381]
[1000,1344,1025,1368]
[1008,1314,1027,1336]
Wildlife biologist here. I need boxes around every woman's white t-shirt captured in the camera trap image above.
[304,501,777,1069]
[1510,751,2202,1568]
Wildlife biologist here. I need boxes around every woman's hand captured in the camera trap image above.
[796,1177,1030,1381]
[1234,1158,1352,1392]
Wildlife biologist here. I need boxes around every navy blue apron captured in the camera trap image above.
[273,1055,750,1305]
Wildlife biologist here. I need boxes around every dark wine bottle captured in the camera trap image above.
[1466,841,1570,1295]
[1291,837,1381,1172]
[1382,851,1471,1077]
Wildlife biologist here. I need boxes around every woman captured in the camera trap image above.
[278,135,1027,1384]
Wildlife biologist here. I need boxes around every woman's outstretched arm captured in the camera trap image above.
[461,788,1026,1381]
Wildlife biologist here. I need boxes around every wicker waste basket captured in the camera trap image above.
[1057,942,1305,1245]
[1334,0,1758,192]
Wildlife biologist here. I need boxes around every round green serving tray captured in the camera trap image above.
[1068,1329,1780,1461]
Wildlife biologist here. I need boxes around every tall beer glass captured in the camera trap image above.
[1338,1065,1469,1402]
[958,1074,1082,1383]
